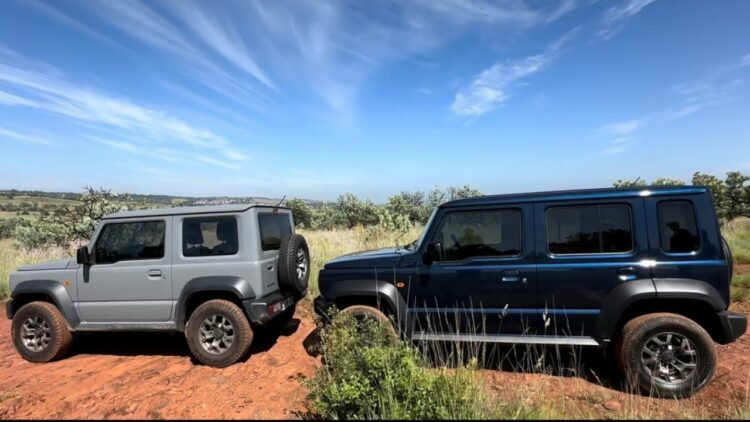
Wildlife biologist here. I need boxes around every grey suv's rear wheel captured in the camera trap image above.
[277,234,310,294]
[617,313,716,398]
[11,301,72,363]
[186,299,253,368]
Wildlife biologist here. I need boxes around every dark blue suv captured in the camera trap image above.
[314,186,746,397]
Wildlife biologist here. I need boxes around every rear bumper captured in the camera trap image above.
[718,310,747,343]
[5,299,14,320]
[243,289,305,325]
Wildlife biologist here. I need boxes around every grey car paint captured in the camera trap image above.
[7,204,295,332]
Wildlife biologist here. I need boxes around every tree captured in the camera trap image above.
[336,193,379,228]
[447,185,483,200]
[15,187,127,250]
[286,198,312,228]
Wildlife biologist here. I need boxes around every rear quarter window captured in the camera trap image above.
[657,200,700,253]
[258,212,293,251]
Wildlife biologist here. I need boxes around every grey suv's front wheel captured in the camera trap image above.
[11,301,72,363]
[617,313,716,398]
[186,299,253,368]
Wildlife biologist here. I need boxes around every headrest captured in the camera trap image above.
[184,222,204,244]
[216,220,235,242]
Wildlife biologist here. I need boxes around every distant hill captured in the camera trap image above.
[0,189,324,207]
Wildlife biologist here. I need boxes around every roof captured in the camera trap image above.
[441,186,707,208]
[103,203,289,219]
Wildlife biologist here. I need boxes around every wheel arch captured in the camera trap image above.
[9,280,79,329]
[323,279,408,326]
[176,276,255,330]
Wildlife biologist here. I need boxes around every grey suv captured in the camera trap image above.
[6,204,310,367]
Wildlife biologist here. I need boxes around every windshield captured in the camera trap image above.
[405,208,437,250]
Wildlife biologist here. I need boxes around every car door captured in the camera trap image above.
[534,198,648,337]
[410,204,538,336]
[76,217,173,322]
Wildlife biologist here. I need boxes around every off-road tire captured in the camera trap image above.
[616,312,716,398]
[186,299,253,368]
[340,305,399,344]
[11,301,72,363]
[277,234,310,294]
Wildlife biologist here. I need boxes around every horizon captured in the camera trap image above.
[1,1,749,201]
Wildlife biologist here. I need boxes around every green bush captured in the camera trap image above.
[306,312,500,420]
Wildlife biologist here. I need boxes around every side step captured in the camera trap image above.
[411,332,601,347]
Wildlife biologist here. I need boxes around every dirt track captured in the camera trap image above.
[0,301,748,419]
[0,304,321,420]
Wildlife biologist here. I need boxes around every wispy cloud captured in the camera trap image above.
[598,0,658,40]
[596,51,748,153]
[451,29,577,117]
[0,127,52,145]
[0,48,244,170]
[598,120,643,136]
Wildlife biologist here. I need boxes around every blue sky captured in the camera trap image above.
[0,0,748,201]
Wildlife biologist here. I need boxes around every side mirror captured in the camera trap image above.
[424,242,443,265]
[76,246,91,265]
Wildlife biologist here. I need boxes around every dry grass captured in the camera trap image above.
[725,217,750,265]
[299,225,423,297]
[0,239,67,298]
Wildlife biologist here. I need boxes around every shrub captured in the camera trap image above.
[306,311,498,420]
[286,198,312,228]
[0,218,26,239]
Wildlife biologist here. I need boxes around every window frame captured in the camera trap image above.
[258,212,293,252]
[181,215,240,259]
[429,207,524,263]
[656,199,701,256]
[93,219,167,265]
[545,203,635,257]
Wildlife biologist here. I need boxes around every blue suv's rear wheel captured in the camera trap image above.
[617,313,716,398]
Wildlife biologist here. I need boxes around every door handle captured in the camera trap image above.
[501,269,522,283]
[617,267,638,281]
[148,269,162,278]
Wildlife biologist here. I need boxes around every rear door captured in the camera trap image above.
[534,198,648,337]
[76,217,173,322]
[411,204,538,335]
[257,210,294,293]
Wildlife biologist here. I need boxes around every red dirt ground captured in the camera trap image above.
[0,304,321,420]
[0,301,747,419]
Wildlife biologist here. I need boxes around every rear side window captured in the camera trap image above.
[183,216,238,257]
[433,209,521,261]
[259,213,293,251]
[546,205,633,254]
[658,201,700,253]
[95,220,165,264]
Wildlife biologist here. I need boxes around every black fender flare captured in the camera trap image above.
[653,278,726,310]
[175,276,256,329]
[593,278,656,341]
[323,279,408,326]
[594,278,728,342]
[9,280,80,329]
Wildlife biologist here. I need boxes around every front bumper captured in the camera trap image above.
[243,289,305,325]
[313,295,335,321]
[718,310,747,343]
